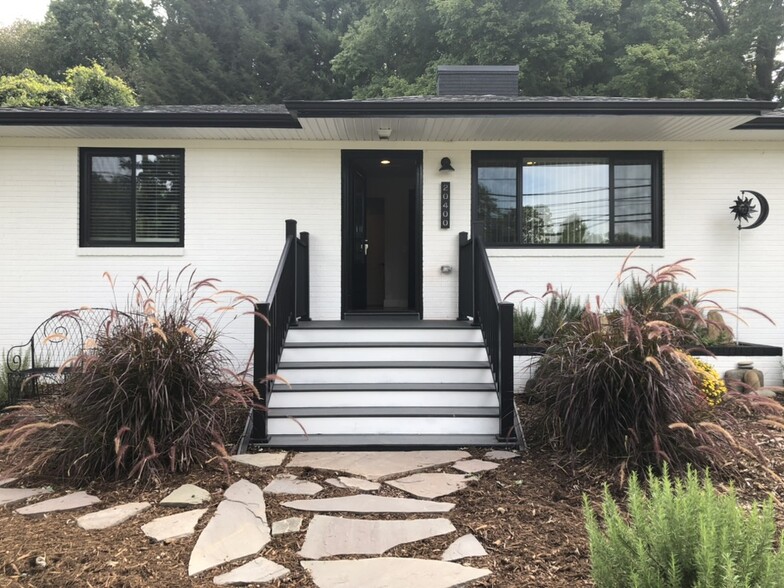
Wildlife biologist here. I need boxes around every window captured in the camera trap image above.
[473,152,661,247]
[80,148,184,247]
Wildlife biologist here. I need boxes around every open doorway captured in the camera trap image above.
[342,150,422,317]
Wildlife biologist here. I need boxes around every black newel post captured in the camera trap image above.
[252,301,270,442]
[299,231,311,321]
[458,231,472,321]
[285,219,298,327]
[498,301,515,441]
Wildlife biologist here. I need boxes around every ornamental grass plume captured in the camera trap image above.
[528,253,781,477]
[0,268,259,482]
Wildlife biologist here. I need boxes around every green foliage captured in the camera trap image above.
[0,65,136,107]
[0,349,30,406]
[529,260,743,473]
[0,271,255,482]
[0,69,70,107]
[584,466,784,587]
[66,64,136,106]
[514,289,585,345]
[0,20,48,76]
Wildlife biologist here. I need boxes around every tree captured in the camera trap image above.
[38,0,160,79]
[66,64,137,106]
[681,0,784,99]
[0,65,137,107]
[0,21,48,76]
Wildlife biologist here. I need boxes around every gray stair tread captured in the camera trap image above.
[296,320,476,330]
[284,341,485,348]
[267,407,499,418]
[270,383,497,392]
[256,434,510,449]
[278,361,490,369]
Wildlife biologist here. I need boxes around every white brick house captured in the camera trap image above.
[2,67,783,446]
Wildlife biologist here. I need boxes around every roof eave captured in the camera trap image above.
[0,111,302,129]
[285,99,778,118]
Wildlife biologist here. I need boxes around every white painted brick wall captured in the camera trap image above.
[2,140,783,374]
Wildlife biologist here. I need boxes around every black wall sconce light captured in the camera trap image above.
[439,157,455,171]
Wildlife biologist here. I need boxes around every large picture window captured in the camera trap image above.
[80,148,184,247]
[473,152,661,247]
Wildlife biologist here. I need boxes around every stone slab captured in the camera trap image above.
[272,517,303,535]
[302,558,492,588]
[231,452,287,469]
[299,515,455,559]
[325,477,381,492]
[77,502,151,530]
[282,494,454,513]
[189,480,270,576]
[264,476,323,496]
[213,557,289,585]
[286,450,471,481]
[141,508,207,542]
[485,449,519,461]
[16,491,100,515]
[0,487,51,507]
[386,473,471,499]
[452,459,499,474]
[160,484,211,507]
[442,534,488,561]
[0,477,18,487]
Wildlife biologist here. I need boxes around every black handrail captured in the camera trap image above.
[459,228,516,442]
[252,219,310,442]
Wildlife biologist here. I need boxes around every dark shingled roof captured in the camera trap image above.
[0,97,779,127]
[0,104,300,128]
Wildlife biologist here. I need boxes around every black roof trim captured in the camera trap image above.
[0,110,302,129]
[732,115,784,130]
[285,99,777,118]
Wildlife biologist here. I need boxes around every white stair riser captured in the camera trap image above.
[268,416,498,436]
[277,367,495,385]
[280,347,489,363]
[285,329,483,344]
[267,390,499,409]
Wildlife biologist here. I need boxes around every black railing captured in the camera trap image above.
[458,228,516,442]
[252,219,310,442]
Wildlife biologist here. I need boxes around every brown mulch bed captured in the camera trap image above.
[1,400,783,588]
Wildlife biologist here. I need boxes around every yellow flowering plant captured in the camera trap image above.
[687,356,727,407]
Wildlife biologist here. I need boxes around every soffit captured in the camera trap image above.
[0,114,780,142]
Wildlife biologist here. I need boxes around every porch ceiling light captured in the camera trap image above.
[380,159,391,165]
[439,157,455,172]
[377,127,392,140]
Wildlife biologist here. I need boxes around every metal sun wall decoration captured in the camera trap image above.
[730,190,770,341]
[730,190,770,230]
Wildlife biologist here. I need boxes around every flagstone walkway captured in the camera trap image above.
[0,449,521,587]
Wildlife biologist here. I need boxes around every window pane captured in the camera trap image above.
[135,153,183,243]
[477,161,516,244]
[522,157,610,244]
[89,156,133,243]
[614,160,653,244]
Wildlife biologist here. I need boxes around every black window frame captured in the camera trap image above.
[79,147,185,247]
[471,150,663,248]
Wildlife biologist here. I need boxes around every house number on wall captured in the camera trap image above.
[440,182,450,229]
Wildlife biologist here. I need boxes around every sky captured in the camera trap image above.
[0,0,51,26]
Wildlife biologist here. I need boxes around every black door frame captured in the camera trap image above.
[341,149,423,318]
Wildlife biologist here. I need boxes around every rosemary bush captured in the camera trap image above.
[585,466,784,587]
[0,270,256,482]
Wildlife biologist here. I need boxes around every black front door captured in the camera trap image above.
[342,151,423,316]
[350,168,367,310]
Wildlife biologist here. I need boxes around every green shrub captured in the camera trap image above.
[513,288,584,345]
[584,466,784,587]
[0,270,256,482]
